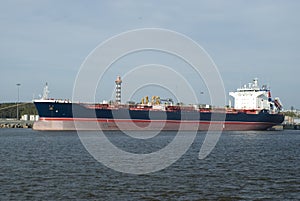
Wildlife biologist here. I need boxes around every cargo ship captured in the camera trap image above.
[33,77,284,131]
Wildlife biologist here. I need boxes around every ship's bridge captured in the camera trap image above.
[229,78,273,111]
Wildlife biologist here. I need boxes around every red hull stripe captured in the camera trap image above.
[39,117,275,126]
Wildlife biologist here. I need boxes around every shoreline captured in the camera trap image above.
[0,119,34,128]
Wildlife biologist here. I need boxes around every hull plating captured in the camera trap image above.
[33,118,277,131]
[33,102,284,131]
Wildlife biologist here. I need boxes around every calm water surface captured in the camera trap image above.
[0,129,299,200]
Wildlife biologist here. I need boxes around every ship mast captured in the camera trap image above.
[42,82,49,100]
[115,76,122,104]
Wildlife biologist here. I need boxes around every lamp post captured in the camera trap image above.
[199,91,204,108]
[16,83,21,120]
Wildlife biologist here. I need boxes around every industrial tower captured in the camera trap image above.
[115,76,122,104]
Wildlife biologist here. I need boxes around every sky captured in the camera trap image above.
[0,0,299,109]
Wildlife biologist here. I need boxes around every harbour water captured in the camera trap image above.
[0,129,299,200]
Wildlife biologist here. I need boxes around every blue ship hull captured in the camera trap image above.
[33,101,284,131]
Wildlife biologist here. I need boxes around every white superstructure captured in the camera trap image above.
[229,78,282,112]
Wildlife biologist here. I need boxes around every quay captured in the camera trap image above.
[283,124,300,130]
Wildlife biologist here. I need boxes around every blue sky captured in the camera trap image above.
[0,0,299,109]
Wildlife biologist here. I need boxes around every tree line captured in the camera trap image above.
[0,103,37,119]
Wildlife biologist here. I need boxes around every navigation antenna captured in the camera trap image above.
[42,82,49,100]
